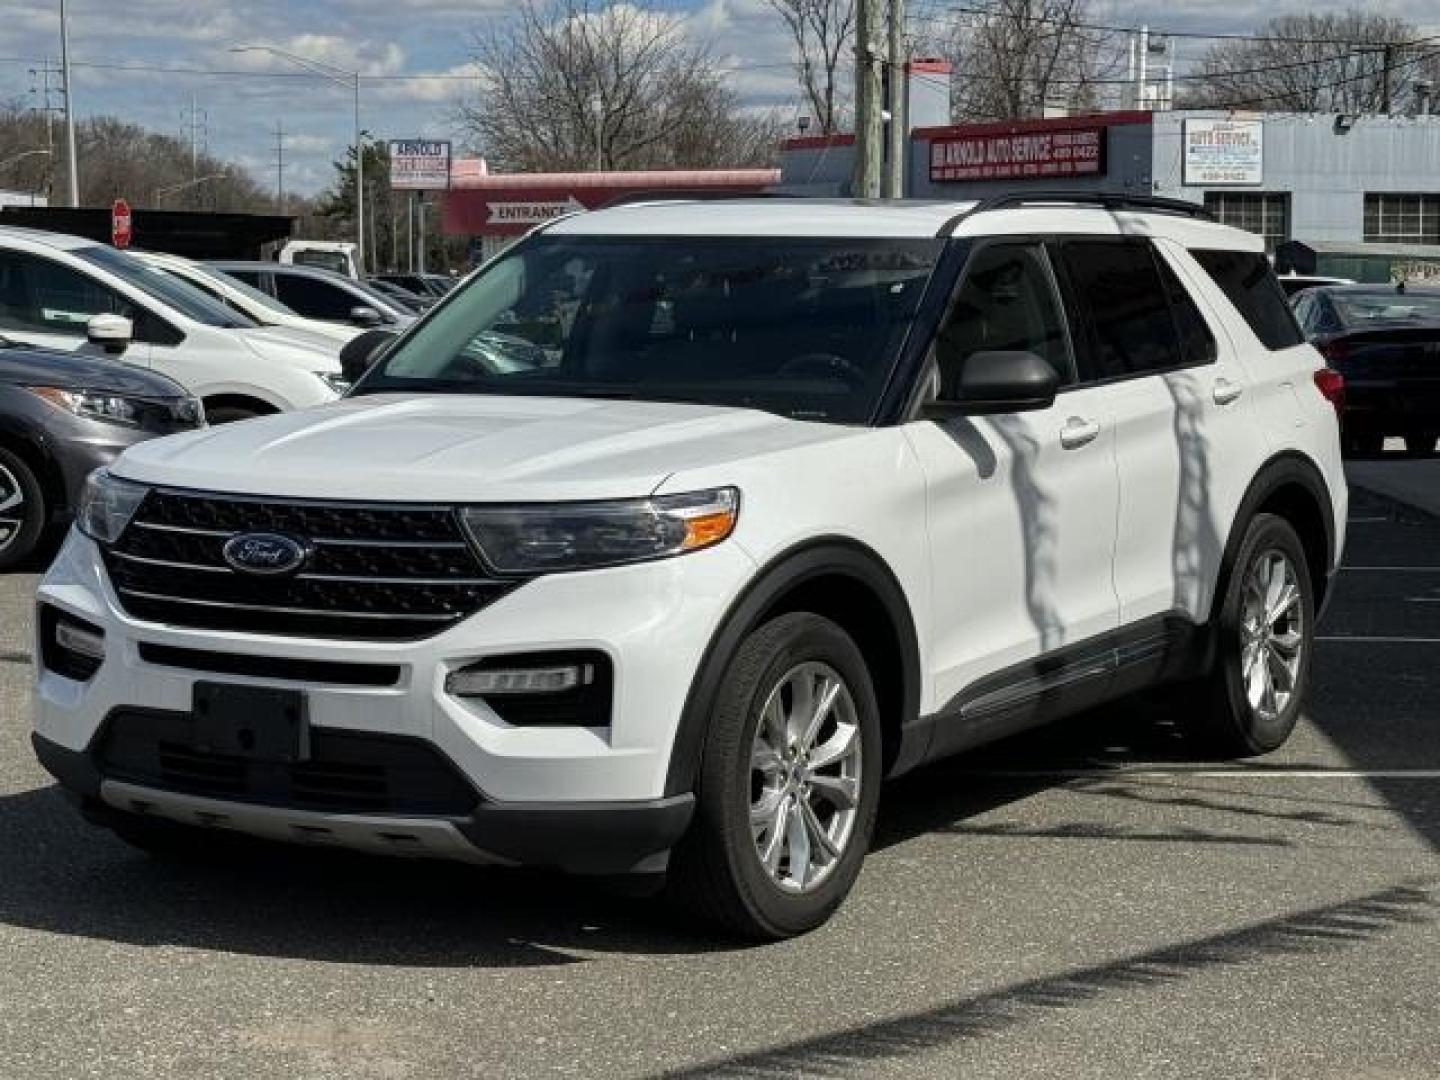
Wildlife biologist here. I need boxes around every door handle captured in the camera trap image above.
[1059,417,1100,449]
[1213,378,1244,406]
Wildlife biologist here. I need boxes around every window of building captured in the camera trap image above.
[1202,193,1290,252]
[1364,194,1440,244]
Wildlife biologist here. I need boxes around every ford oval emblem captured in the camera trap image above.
[222,532,309,576]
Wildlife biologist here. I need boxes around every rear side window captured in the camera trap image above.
[1057,240,1182,380]
[1192,249,1304,350]
[1155,253,1217,367]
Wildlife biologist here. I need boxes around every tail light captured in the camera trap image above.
[1313,368,1346,416]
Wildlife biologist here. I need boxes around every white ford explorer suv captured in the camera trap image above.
[33,195,1346,938]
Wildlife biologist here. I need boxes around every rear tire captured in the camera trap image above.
[668,612,882,940]
[0,447,46,572]
[1175,513,1315,757]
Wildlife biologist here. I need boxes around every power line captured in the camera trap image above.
[905,3,1440,48]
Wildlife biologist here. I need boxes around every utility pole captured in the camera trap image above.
[273,120,285,210]
[182,94,208,181]
[59,0,79,206]
[28,58,62,202]
[851,0,882,198]
[883,0,907,198]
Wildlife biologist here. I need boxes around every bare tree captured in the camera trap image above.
[1180,12,1439,113]
[765,0,855,134]
[937,0,1116,122]
[461,0,779,172]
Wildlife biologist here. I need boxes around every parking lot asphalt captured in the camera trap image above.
[2,463,1439,1079]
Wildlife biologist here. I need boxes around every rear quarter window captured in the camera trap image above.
[1192,249,1305,351]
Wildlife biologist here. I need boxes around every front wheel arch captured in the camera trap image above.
[664,538,922,798]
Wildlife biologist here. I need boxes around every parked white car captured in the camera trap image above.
[130,250,362,350]
[0,226,345,421]
[32,195,1346,938]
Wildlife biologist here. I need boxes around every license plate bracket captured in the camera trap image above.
[192,682,309,763]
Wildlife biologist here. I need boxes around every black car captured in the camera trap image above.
[1293,284,1440,455]
[0,338,203,569]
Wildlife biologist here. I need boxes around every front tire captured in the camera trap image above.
[669,613,882,940]
[0,448,46,572]
[1181,513,1315,756]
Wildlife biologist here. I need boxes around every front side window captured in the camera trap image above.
[1058,240,1185,380]
[0,250,178,345]
[274,274,366,322]
[935,243,1073,393]
[362,235,945,423]
[1192,249,1304,350]
[76,246,255,329]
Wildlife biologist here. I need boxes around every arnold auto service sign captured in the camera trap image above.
[389,140,452,190]
[930,125,1106,182]
[1183,119,1263,185]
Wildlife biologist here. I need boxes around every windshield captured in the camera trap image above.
[360,236,943,422]
[78,246,257,328]
[195,264,300,317]
[1333,289,1440,325]
[292,250,350,275]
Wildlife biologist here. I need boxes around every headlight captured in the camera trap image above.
[26,386,145,427]
[77,469,150,544]
[460,487,739,575]
[316,372,351,394]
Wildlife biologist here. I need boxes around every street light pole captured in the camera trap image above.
[59,0,79,206]
[0,149,53,173]
[231,45,365,274]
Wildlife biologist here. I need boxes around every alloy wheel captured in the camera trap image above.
[0,464,25,554]
[1239,549,1305,723]
[749,661,863,894]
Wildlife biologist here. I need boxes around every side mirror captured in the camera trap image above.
[338,329,397,383]
[86,313,133,356]
[349,305,383,328]
[921,350,1059,419]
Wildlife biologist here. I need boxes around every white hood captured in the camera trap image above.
[112,393,861,502]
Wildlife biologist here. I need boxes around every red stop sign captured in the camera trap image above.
[111,198,132,248]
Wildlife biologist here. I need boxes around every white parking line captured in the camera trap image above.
[1316,635,1440,644]
[955,768,1440,780]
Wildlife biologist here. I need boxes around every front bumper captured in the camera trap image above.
[33,732,694,873]
[33,528,751,870]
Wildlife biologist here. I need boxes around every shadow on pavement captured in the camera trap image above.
[667,879,1438,1079]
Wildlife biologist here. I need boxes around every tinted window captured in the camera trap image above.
[937,243,1073,392]
[364,236,944,423]
[274,273,365,322]
[1155,252,1216,367]
[220,267,263,288]
[0,250,180,345]
[1192,249,1305,350]
[1058,240,1181,380]
[1330,288,1440,325]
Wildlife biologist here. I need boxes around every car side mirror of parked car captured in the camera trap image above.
[339,329,398,383]
[86,313,134,356]
[921,349,1060,420]
[349,305,383,328]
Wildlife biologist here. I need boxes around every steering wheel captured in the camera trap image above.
[777,353,867,388]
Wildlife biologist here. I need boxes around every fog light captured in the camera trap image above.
[39,605,105,681]
[55,619,105,660]
[446,664,593,697]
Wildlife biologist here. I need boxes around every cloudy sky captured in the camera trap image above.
[1,0,1436,196]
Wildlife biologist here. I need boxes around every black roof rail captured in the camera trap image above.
[599,190,798,210]
[937,190,1215,236]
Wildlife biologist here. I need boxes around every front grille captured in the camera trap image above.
[101,489,521,640]
[97,709,481,816]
